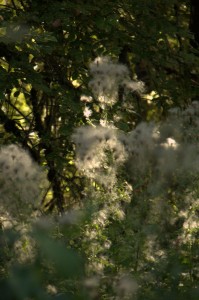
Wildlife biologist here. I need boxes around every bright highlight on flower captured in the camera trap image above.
[83,106,92,118]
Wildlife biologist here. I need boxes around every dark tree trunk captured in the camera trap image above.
[189,0,199,48]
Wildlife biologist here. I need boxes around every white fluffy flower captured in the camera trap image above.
[83,106,92,118]
[88,56,145,105]
[0,144,46,220]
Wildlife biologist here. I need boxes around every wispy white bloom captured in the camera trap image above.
[88,56,145,106]
[99,119,107,127]
[114,274,139,297]
[161,137,179,149]
[58,210,83,225]
[72,125,126,175]
[80,95,93,103]
[83,106,92,118]
[123,79,145,93]
[0,144,47,220]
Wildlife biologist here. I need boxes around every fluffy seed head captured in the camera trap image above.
[88,56,145,105]
[0,144,46,220]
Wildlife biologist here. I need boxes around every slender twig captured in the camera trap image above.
[18,0,27,10]
[4,98,31,123]
[10,0,18,10]
[0,4,16,10]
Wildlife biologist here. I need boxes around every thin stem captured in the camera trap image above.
[10,0,17,10]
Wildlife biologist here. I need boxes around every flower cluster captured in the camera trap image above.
[0,144,46,220]
[73,101,199,196]
[114,274,139,299]
[72,125,126,184]
[88,56,145,106]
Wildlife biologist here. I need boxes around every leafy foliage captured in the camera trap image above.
[0,0,199,299]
